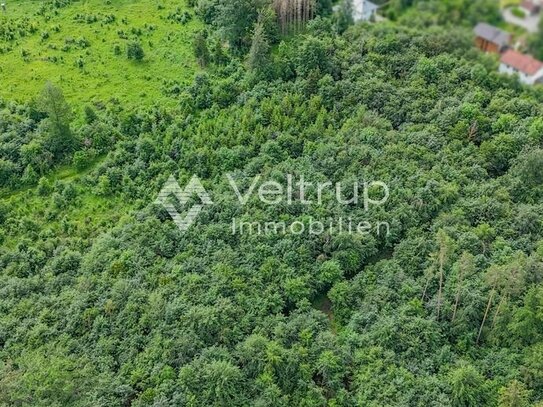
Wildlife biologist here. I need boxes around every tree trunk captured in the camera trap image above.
[437,250,445,320]
[437,268,443,320]
[491,294,506,330]
[421,277,430,302]
[477,288,495,344]
[274,0,315,34]
[451,264,465,322]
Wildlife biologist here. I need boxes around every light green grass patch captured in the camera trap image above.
[0,0,202,107]
[501,0,521,8]
[0,153,131,249]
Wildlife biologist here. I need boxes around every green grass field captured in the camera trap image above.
[0,153,131,250]
[0,0,202,106]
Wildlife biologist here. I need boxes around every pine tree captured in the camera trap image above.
[498,380,532,407]
[477,265,501,345]
[216,0,260,52]
[193,31,210,68]
[248,22,271,78]
[436,229,454,320]
[477,257,526,344]
[258,6,280,44]
[211,37,228,66]
[37,82,76,159]
[452,252,475,323]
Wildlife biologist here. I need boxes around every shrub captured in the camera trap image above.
[511,7,526,18]
[73,150,92,171]
[76,37,90,48]
[126,41,144,61]
[21,165,38,185]
[37,177,53,196]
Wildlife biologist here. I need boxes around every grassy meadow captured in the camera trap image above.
[0,0,202,107]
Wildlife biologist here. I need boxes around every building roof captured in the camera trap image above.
[521,0,540,13]
[501,49,543,75]
[474,22,511,47]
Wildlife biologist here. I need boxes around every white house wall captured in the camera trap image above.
[499,63,543,85]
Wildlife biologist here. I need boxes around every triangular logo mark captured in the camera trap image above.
[155,175,213,232]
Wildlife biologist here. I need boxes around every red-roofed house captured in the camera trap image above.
[499,49,543,85]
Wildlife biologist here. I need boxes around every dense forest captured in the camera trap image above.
[1,0,543,406]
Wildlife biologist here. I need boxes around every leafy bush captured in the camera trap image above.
[511,6,526,18]
[126,41,144,60]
